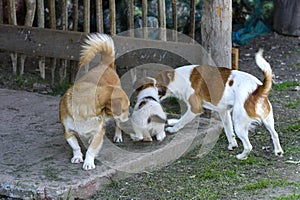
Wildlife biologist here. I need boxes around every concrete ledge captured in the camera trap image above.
[0,89,222,199]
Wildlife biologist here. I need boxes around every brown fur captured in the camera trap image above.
[59,34,129,170]
[189,66,232,113]
[244,67,273,118]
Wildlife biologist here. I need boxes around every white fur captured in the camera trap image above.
[130,79,167,142]
[160,51,283,159]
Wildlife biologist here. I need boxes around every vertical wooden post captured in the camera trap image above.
[127,0,134,37]
[172,0,177,41]
[48,0,56,29]
[189,0,196,40]
[83,0,90,33]
[109,0,116,35]
[72,0,79,31]
[0,0,3,24]
[60,0,68,83]
[48,0,57,85]
[158,0,166,41]
[96,0,104,33]
[37,0,46,79]
[201,0,232,68]
[7,0,17,25]
[142,0,148,38]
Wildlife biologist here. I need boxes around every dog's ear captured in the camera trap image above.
[111,98,122,116]
[133,77,155,92]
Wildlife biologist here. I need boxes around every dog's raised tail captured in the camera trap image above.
[79,33,115,68]
[255,49,273,97]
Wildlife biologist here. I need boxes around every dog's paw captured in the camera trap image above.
[236,153,248,160]
[275,149,284,157]
[228,139,238,151]
[82,158,95,170]
[143,136,153,142]
[71,156,83,164]
[166,126,179,133]
[113,135,123,143]
[130,133,143,141]
[71,151,83,163]
[156,132,166,141]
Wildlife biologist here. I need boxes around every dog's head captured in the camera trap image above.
[133,77,157,93]
[97,86,130,122]
[155,69,174,100]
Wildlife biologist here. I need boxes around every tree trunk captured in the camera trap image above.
[201,0,232,68]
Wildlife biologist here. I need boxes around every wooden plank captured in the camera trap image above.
[0,24,85,60]
[0,24,210,65]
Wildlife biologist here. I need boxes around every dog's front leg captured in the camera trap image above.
[66,135,84,164]
[83,126,105,170]
[114,119,123,142]
[166,108,197,133]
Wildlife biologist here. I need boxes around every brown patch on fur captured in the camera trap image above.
[188,93,203,113]
[244,67,273,119]
[156,70,175,96]
[133,77,155,93]
[244,85,271,118]
[138,100,147,109]
[190,66,232,107]
[229,80,234,86]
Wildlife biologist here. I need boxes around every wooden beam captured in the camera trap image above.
[0,24,210,66]
[0,24,85,60]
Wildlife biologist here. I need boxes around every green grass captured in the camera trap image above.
[276,194,300,200]
[273,81,299,91]
[285,98,300,109]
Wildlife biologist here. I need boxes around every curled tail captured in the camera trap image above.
[79,33,115,68]
[255,49,273,97]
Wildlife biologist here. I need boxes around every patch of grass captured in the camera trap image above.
[273,81,299,91]
[243,179,299,191]
[276,194,300,200]
[284,124,300,133]
[285,98,300,109]
[50,82,72,96]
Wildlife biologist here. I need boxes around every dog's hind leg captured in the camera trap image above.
[262,106,283,157]
[219,110,238,150]
[233,110,253,160]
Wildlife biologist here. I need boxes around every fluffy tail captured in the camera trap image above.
[79,33,115,69]
[255,49,273,97]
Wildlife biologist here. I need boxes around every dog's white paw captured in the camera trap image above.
[130,133,143,141]
[71,151,83,163]
[71,156,83,164]
[166,126,179,133]
[236,153,248,160]
[83,157,95,170]
[275,149,284,157]
[228,139,238,151]
[113,135,123,143]
[156,132,166,141]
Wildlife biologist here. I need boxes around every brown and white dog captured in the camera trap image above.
[156,49,283,159]
[130,77,167,142]
[59,34,130,170]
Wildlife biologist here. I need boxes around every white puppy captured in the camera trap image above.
[130,77,167,142]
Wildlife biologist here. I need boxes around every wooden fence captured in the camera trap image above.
[0,0,235,85]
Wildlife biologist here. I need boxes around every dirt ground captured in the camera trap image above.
[0,32,299,199]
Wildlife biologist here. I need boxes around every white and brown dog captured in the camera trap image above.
[59,34,130,170]
[130,77,167,142]
[156,49,283,159]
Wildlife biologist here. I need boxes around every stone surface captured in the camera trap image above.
[0,89,222,199]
